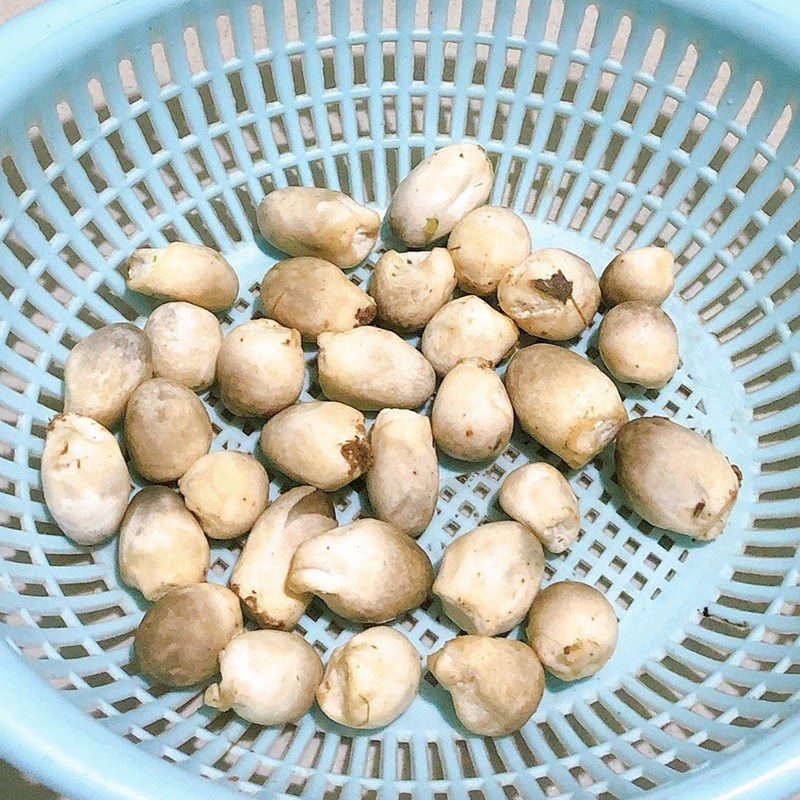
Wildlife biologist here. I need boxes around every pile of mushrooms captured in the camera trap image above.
[41,141,741,737]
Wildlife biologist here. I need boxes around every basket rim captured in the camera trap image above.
[1,0,800,798]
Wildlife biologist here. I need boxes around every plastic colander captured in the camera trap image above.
[1,0,799,798]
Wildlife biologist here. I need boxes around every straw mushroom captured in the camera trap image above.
[259,257,376,340]
[206,631,323,724]
[230,486,337,629]
[126,242,239,311]
[433,521,545,636]
[257,187,380,268]
[431,358,513,462]
[369,248,456,331]
[63,323,152,429]
[527,581,618,680]
[505,344,627,468]
[260,401,371,491]
[124,378,213,482]
[144,302,222,392]
[119,487,210,600]
[135,583,243,687]
[421,296,518,376]
[387,142,494,247]
[365,410,438,538]
[600,246,675,307]
[287,519,433,623]
[216,319,305,418]
[41,413,131,545]
[499,463,580,553]
[317,627,421,728]
[448,206,531,296]
[317,327,435,410]
[429,636,544,736]
[614,416,741,539]
[498,248,600,340]
[178,451,270,540]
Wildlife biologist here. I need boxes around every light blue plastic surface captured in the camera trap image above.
[0,0,799,799]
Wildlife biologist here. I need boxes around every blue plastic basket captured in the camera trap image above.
[1,0,800,798]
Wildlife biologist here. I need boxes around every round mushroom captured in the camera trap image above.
[431,358,513,462]
[432,521,545,636]
[124,378,213,482]
[259,257,376,340]
[421,296,518,377]
[598,301,679,388]
[447,206,531,296]
[257,187,380,268]
[614,416,741,539]
[505,344,628,468]
[366,410,438,538]
[600,246,675,307]
[63,323,152,429]
[317,627,421,728]
[143,302,222,392]
[260,401,371,492]
[498,248,600,340]
[119,486,210,600]
[216,319,305,418]
[134,583,243,687]
[498,463,580,553]
[317,327,435,411]
[287,519,433,623]
[41,413,131,545]
[429,636,544,736]
[526,581,618,681]
[205,630,323,724]
[387,142,494,247]
[126,242,239,311]
[178,451,270,540]
[369,248,456,331]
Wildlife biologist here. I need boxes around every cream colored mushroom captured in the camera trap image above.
[527,581,618,681]
[505,344,628,468]
[317,327,435,411]
[431,358,513,462]
[216,319,305,417]
[615,416,741,540]
[447,206,532,296]
[369,248,457,331]
[598,301,679,388]
[257,187,381,268]
[260,257,376,340]
[205,631,323,724]
[499,463,580,553]
[119,487,210,601]
[260,401,371,491]
[387,142,494,246]
[365,410,438,538]
[432,521,544,636]
[135,583,243,687]
[178,451,270,540]
[421,296,518,376]
[41,413,131,545]
[230,486,337,629]
[143,302,222,392]
[317,627,421,728]
[124,378,213,482]
[429,636,544,736]
[497,248,600,340]
[126,242,239,311]
[64,323,152,429]
[287,519,433,623]
[600,246,675,307]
